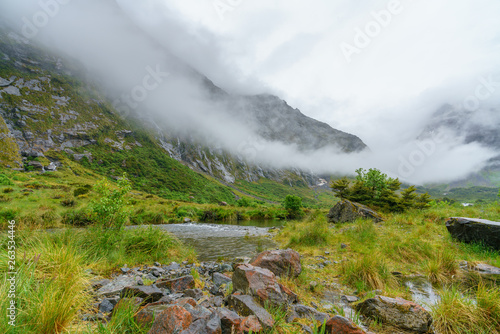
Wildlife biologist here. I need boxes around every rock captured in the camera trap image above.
[217,308,242,334]
[286,304,330,324]
[327,199,382,224]
[279,283,299,304]
[156,275,195,292]
[238,315,263,333]
[219,202,228,206]
[186,305,213,322]
[220,264,233,272]
[184,217,192,223]
[446,217,500,251]
[148,305,193,334]
[341,295,359,304]
[250,249,301,278]
[325,316,366,334]
[184,288,204,301]
[91,278,111,291]
[120,285,164,304]
[135,304,172,328]
[213,272,232,287]
[99,298,119,313]
[232,264,287,306]
[45,162,57,171]
[97,276,141,297]
[227,294,274,329]
[173,297,198,308]
[355,295,432,333]
[473,263,500,281]
[27,161,44,171]
[180,313,222,334]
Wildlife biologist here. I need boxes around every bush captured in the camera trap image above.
[330,168,431,212]
[2,187,14,194]
[0,174,13,186]
[283,195,303,218]
[61,198,76,207]
[62,209,94,227]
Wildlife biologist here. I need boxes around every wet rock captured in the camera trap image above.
[327,199,382,224]
[355,295,432,333]
[250,249,302,278]
[232,264,287,306]
[135,304,172,328]
[156,275,195,292]
[446,217,500,251]
[99,298,119,313]
[286,304,330,324]
[227,294,274,329]
[120,285,164,304]
[148,305,193,334]
[325,316,366,334]
[213,272,232,287]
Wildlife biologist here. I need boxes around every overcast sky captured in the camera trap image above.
[2,0,500,184]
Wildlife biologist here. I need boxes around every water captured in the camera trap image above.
[404,277,440,310]
[156,220,282,261]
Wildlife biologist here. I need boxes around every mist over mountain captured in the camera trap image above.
[1,0,500,186]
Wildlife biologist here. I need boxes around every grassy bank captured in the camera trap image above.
[274,203,500,333]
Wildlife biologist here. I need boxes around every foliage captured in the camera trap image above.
[0,174,13,186]
[90,173,132,230]
[330,168,431,212]
[283,195,303,218]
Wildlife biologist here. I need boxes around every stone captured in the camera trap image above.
[446,217,500,251]
[135,304,172,328]
[184,288,204,301]
[148,305,193,334]
[473,263,500,281]
[325,316,366,334]
[99,298,118,313]
[173,297,198,308]
[91,279,111,291]
[180,314,222,334]
[355,295,432,333]
[156,275,195,292]
[250,249,302,278]
[97,276,141,297]
[286,304,330,324]
[341,295,359,304]
[327,199,382,224]
[120,285,164,304]
[228,294,274,329]
[279,283,299,304]
[238,315,263,333]
[232,264,286,306]
[27,161,44,170]
[217,308,241,334]
[213,272,232,287]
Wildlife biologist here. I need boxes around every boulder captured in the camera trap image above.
[473,263,500,281]
[217,308,242,334]
[250,249,301,278]
[213,272,232,287]
[227,294,274,329]
[184,288,204,301]
[232,264,287,306]
[238,315,263,333]
[135,303,172,328]
[446,217,500,251]
[324,316,366,334]
[97,276,141,297]
[156,275,195,292]
[355,295,432,333]
[148,305,192,334]
[327,200,382,224]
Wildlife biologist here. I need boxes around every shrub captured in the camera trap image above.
[73,187,90,197]
[61,198,76,207]
[62,209,94,227]
[283,195,303,218]
[0,174,13,186]
[2,187,14,193]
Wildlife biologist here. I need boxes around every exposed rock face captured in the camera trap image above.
[327,199,383,224]
[446,217,500,251]
[250,249,301,278]
[325,316,366,334]
[232,264,287,306]
[355,296,432,333]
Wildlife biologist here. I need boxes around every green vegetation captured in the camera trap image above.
[283,195,304,218]
[91,174,131,230]
[330,168,431,212]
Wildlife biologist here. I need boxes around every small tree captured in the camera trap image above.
[283,195,303,218]
[91,173,132,230]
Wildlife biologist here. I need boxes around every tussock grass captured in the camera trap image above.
[431,284,500,334]
[340,252,396,292]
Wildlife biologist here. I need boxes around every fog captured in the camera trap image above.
[1,0,500,184]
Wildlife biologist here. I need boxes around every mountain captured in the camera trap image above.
[0,20,366,203]
[419,104,500,188]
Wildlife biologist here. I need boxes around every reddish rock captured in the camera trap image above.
[148,305,192,334]
[279,283,299,304]
[173,297,198,308]
[250,249,302,278]
[239,315,263,333]
[155,275,195,292]
[232,264,286,306]
[325,316,366,334]
[355,296,432,333]
[135,304,171,328]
